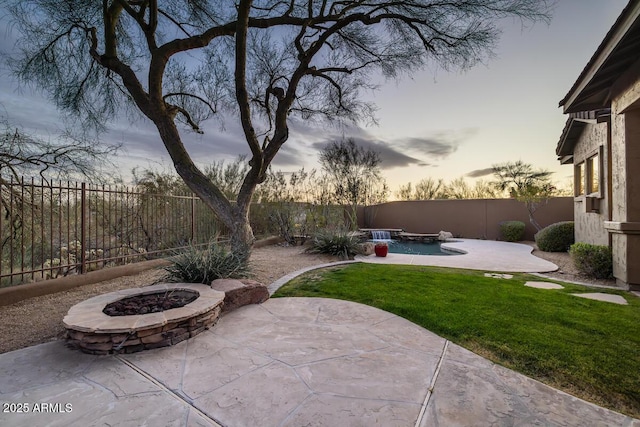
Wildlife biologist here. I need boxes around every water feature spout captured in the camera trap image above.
[371,230,391,240]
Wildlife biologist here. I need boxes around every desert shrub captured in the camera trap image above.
[306,230,363,260]
[570,243,613,279]
[500,221,525,242]
[535,221,574,252]
[164,241,249,284]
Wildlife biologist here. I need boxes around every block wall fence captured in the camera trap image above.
[358,197,574,241]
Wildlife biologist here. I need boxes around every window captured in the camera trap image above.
[575,146,603,198]
[575,162,584,196]
[587,153,599,194]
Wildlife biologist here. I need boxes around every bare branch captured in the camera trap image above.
[7,0,553,252]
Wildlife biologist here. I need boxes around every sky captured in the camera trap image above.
[0,1,630,196]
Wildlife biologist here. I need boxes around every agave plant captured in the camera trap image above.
[306,230,364,260]
[164,241,250,284]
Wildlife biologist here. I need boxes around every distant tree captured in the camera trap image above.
[442,177,474,199]
[133,156,251,200]
[492,160,555,230]
[415,178,446,200]
[7,0,552,255]
[396,178,444,200]
[471,179,502,199]
[397,177,500,200]
[396,183,414,201]
[0,116,118,263]
[319,139,388,228]
[132,168,189,195]
[554,179,575,197]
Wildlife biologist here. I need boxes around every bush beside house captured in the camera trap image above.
[535,221,575,252]
[570,243,613,279]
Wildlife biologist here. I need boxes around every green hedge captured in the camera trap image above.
[535,221,574,252]
[570,243,613,279]
[500,221,525,242]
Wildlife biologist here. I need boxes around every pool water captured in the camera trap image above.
[373,240,461,256]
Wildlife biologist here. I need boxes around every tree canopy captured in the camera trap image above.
[492,160,556,230]
[7,0,552,253]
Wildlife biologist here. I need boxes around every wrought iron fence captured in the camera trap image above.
[0,176,226,287]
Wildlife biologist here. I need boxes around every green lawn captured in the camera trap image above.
[274,263,640,418]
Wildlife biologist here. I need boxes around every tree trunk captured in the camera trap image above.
[153,116,258,256]
[229,206,255,261]
[526,203,543,232]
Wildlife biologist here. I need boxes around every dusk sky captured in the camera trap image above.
[0,1,629,195]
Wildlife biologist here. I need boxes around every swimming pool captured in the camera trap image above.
[373,240,462,256]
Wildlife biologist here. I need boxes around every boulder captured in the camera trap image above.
[438,231,453,241]
[361,241,375,255]
[211,278,269,313]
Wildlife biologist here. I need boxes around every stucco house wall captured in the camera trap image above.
[609,81,640,288]
[571,121,610,246]
[557,0,640,290]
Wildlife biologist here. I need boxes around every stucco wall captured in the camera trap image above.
[360,198,573,241]
[572,121,610,246]
[611,112,627,223]
[610,91,640,287]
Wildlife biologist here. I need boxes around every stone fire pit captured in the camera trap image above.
[64,283,225,355]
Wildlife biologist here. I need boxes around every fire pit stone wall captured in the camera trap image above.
[64,283,225,355]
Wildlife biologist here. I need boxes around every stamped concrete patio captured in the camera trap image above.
[1,297,638,427]
[1,240,638,426]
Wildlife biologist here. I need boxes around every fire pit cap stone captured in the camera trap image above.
[211,278,269,312]
[64,283,224,334]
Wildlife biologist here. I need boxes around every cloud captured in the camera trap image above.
[466,167,495,178]
[107,114,256,162]
[300,124,476,170]
[310,137,429,169]
[399,137,459,158]
[270,143,307,167]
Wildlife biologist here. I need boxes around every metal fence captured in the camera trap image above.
[0,176,225,287]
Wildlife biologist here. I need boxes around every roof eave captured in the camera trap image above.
[560,0,640,113]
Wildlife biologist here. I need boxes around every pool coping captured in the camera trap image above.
[357,239,558,273]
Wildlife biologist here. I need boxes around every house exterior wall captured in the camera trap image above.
[606,76,640,289]
[572,121,610,246]
[559,5,640,290]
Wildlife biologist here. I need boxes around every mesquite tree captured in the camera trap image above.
[7,0,551,256]
[492,160,555,230]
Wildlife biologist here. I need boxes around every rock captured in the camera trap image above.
[211,278,269,313]
[361,242,375,255]
[79,341,113,352]
[140,332,166,344]
[438,231,453,241]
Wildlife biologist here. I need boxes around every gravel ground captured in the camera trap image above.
[0,242,616,355]
[0,244,337,355]
[523,241,618,288]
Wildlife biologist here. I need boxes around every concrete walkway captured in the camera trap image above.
[1,298,637,426]
[356,239,559,272]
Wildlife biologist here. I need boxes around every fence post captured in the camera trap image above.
[190,196,196,243]
[80,182,87,274]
